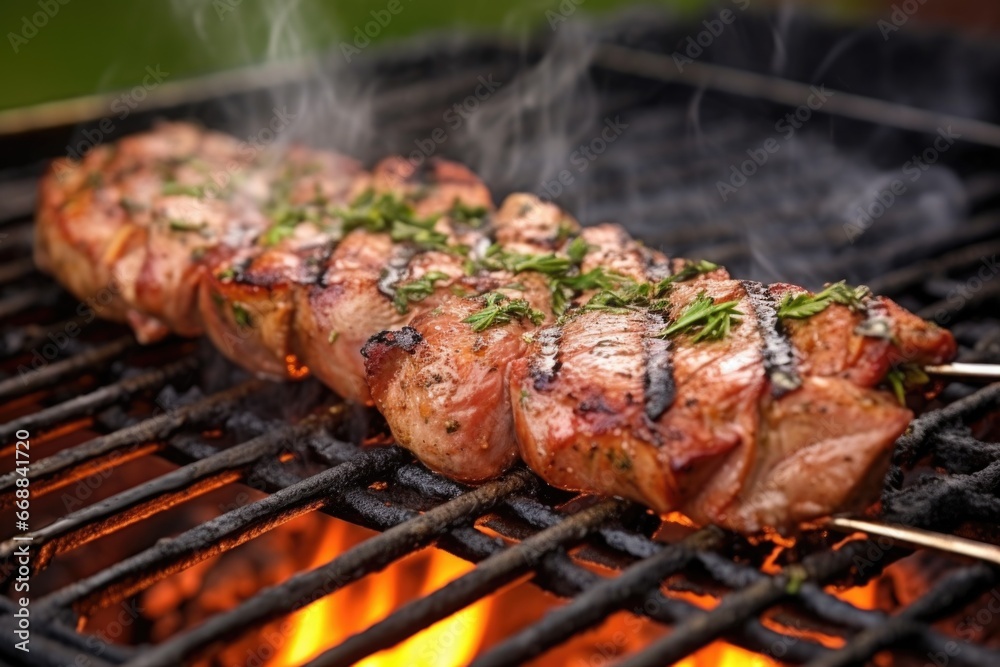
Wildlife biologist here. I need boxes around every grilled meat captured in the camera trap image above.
[362,213,725,482]
[509,281,956,533]
[293,157,493,401]
[37,123,959,534]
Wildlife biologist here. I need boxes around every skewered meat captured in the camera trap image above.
[36,122,958,533]
[508,281,955,533]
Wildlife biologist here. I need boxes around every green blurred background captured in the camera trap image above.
[4,0,999,113]
[0,0,879,112]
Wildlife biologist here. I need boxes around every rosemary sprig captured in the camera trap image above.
[232,303,253,329]
[335,190,454,252]
[580,278,670,314]
[162,181,206,197]
[883,364,930,405]
[392,271,450,314]
[656,259,719,289]
[462,292,545,332]
[448,200,489,227]
[168,219,206,233]
[658,292,743,342]
[777,281,871,320]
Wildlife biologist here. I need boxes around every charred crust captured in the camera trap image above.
[741,280,802,398]
[361,326,424,358]
[643,313,675,421]
[530,327,563,391]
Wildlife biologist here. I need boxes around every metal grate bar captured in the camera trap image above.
[126,468,535,667]
[308,498,631,667]
[0,356,197,444]
[34,445,407,617]
[616,543,869,667]
[0,335,134,403]
[0,418,324,575]
[470,528,724,667]
[806,565,998,667]
[0,257,36,286]
[0,380,260,504]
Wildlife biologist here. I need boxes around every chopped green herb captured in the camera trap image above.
[519,388,530,406]
[448,200,489,226]
[232,303,252,329]
[612,451,633,471]
[168,219,206,233]
[120,198,145,214]
[445,419,461,434]
[566,236,591,264]
[580,278,669,314]
[328,330,340,344]
[190,246,207,261]
[777,281,871,320]
[216,267,237,281]
[657,259,719,288]
[463,292,545,332]
[658,292,743,342]
[883,364,930,405]
[162,182,205,197]
[334,190,453,252]
[392,271,450,314]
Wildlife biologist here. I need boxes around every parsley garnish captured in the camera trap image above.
[657,259,719,288]
[232,303,253,329]
[884,364,930,405]
[449,200,489,227]
[777,281,871,320]
[462,292,545,332]
[658,292,743,342]
[259,205,325,247]
[392,271,450,314]
[580,278,669,314]
[168,219,206,233]
[162,182,206,197]
[336,190,454,252]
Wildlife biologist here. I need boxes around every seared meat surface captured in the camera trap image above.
[36,122,958,534]
[509,282,955,533]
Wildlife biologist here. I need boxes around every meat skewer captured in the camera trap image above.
[36,122,962,534]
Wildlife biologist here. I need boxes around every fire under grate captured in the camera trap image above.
[4,10,1000,667]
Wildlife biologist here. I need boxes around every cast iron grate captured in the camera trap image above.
[3,10,1000,667]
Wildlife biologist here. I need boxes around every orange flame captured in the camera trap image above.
[272,520,491,666]
[269,518,881,667]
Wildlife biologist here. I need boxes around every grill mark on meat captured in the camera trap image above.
[643,251,674,282]
[855,297,893,340]
[741,280,802,397]
[376,245,418,300]
[530,327,563,391]
[643,312,675,421]
[361,326,424,357]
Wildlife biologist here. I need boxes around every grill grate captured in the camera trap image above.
[5,10,1000,667]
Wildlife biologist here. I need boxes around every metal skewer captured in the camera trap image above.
[925,363,1000,382]
[825,517,1000,567]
